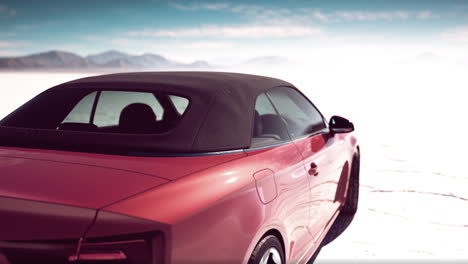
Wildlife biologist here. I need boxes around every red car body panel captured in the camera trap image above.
[0,150,167,209]
[0,196,96,241]
[0,146,244,181]
[294,133,349,238]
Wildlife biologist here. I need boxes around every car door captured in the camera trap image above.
[250,93,313,261]
[266,86,342,241]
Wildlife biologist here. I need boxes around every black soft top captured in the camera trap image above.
[0,72,294,154]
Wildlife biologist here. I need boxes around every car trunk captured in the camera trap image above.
[0,146,246,181]
[0,146,245,241]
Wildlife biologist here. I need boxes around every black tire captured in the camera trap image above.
[342,153,360,215]
[248,235,285,264]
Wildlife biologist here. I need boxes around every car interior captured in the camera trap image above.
[57,91,187,134]
[251,110,290,147]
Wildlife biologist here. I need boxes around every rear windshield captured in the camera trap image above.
[1,88,190,134]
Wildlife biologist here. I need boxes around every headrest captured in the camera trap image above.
[119,103,156,133]
[253,110,263,137]
[261,114,289,140]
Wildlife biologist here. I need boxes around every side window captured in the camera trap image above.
[93,91,163,127]
[251,93,290,148]
[267,87,325,139]
[255,92,276,115]
[62,91,97,124]
[169,95,189,115]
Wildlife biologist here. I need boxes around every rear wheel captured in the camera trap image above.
[248,235,285,264]
[342,153,360,214]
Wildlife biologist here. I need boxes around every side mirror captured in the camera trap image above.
[329,115,354,133]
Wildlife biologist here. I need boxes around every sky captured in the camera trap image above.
[1,0,468,63]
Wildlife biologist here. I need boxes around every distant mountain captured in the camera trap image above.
[0,50,93,69]
[0,50,211,70]
[103,53,177,68]
[0,50,292,70]
[187,60,211,69]
[86,50,130,65]
[244,56,290,66]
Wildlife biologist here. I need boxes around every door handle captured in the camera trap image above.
[308,162,319,176]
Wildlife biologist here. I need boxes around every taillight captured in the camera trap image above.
[0,233,163,263]
[0,239,77,264]
[68,233,162,264]
[68,250,127,262]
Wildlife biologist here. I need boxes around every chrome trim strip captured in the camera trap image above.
[292,128,330,143]
[128,149,245,157]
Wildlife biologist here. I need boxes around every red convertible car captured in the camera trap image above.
[0,72,359,264]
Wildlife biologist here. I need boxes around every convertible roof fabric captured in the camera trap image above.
[0,72,295,154]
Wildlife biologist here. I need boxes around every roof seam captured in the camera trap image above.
[189,92,218,152]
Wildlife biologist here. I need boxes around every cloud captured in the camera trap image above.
[170,3,439,23]
[0,4,16,17]
[15,25,38,31]
[108,37,232,50]
[418,11,439,19]
[244,8,433,24]
[127,24,323,38]
[312,11,331,23]
[308,9,441,23]
[169,2,230,11]
[0,41,28,48]
[179,41,234,49]
[441,26,468,43]
[306,10,426,22]
[0,41,27,57]
[0,32,15,37]
[170,2,290,20]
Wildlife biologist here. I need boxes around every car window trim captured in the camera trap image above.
[130,137,295,157]
[129,148,246,157]
[130,139,293,157]
[291,127,330,143]
[133,141,293,157]
[89,90,101,125]
[245,140,292,152]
